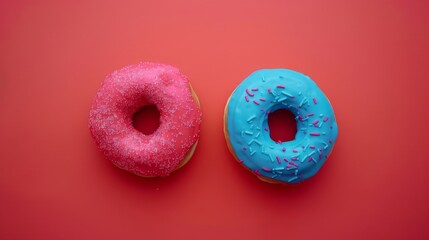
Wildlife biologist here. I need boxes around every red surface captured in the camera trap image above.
[1,0,429,239]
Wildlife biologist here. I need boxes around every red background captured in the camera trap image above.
[1,0,429,239]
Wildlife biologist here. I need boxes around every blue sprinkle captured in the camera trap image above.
[247,139,254,145]
[244,131,253,135]
[247,115,256,123]
[295,169,299,176]
[299,97,308,107]
[278,97,287,102]
[281,91,294,98]
[288,176,298,182]
[255,132,260,138]
[304,143,309,151]
[254,140,262,146]
[269,154,275,162]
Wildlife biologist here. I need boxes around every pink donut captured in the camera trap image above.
[89,62,202,177]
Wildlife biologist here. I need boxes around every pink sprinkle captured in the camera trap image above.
[245,96,249,102]
[319,154,323,159]
[282,147,286,152]
[246,89,254,97]
[264,127,268,131]
[259,98,266,102]
[262,167,271,172]
[266,110,270,115]
[310,132,320,136]
[268,88,272,94]
[309,145,315,149]
[299,115,303,121]
[284,158,289,162]
[276,156,281,164]
[308,113,314,116]
[243,146,247,151]
[254,169,261,175]
[277,85,285,89]
[253,100,260,105]
[291,157,298,161]
[313,98,317,104]
[308,157,313,162]
[238,159,243,163]
[329,140,332,144]
[323,116,329,122]
[251,88,259,91]
[313,120,319,126]
[291,162,299,167]
[298,174,303,178]
[277,140,282,144]
[293,149,298,153]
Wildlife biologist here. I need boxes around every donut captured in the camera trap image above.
[89,62,202,177]
[224,69,338,184]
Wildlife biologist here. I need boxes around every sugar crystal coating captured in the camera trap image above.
[89,62,202,177]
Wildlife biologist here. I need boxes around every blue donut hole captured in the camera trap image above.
[267,109,297,142]
[132,105,160,135]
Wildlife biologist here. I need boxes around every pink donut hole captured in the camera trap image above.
[132,105,161,135]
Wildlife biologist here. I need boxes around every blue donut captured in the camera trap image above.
[224,69,338,184]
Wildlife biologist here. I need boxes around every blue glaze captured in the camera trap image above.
[225,69,338,183]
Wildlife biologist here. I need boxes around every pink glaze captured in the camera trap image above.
[89,62,202,177]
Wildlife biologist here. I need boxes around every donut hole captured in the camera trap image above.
[132,105,160,135]
[268,109,297,142]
